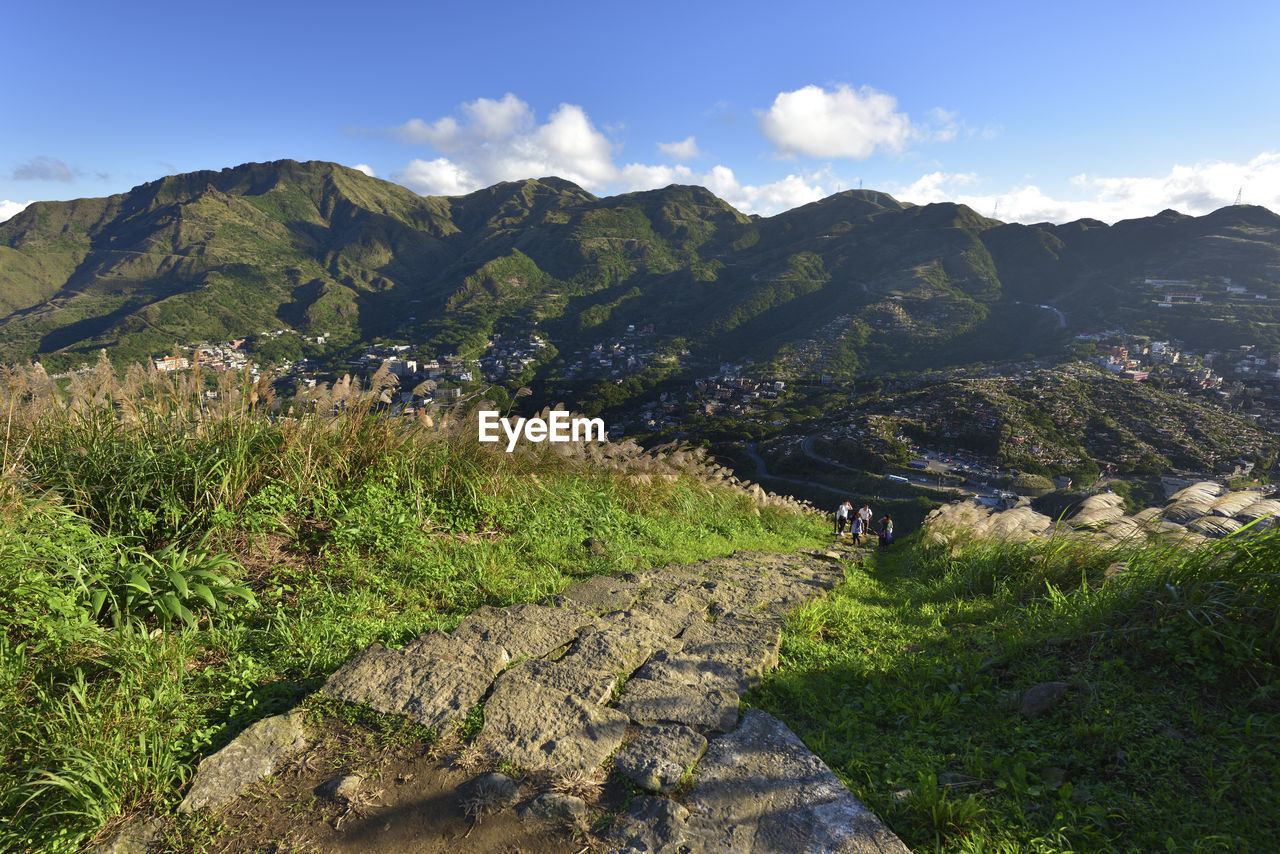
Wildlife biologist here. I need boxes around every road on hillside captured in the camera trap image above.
[739,443,858,498]
[800,434,1003,500]
[1012,300,1067,328]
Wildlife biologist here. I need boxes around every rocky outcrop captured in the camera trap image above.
[924,484,1278,548]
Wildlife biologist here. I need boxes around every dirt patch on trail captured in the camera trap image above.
[157,709,617,854]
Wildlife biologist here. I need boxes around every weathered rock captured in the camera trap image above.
[493,657,620,707]
[321,644,497,732]
[610,795,695,854]
[452,603,594,661]
[1020,681,1071,719]
[616,675,739,733]
[625,599,702,637]
[87,814,164,854]
[631,646,762,698]
[614,724,707,793]
[400,629,510,676]
[316,773,364,801]
[561,573,643,611]
[680,615,783,673]
[178,710,308,813]
[684,709,911,853]
[583,536,609,556]
[519,792,587,823]
[478,679,629,773]
[570,621,669,676]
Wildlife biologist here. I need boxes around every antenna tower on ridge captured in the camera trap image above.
[1235,187,1243,206]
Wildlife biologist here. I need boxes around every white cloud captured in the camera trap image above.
[351,163,376,177]
[386,93,833,214]
[395,157,477,197]
[893,153,1280,224]
[658,136,701,161]
[759,84,914,159]
[618,163,696,188]
[0,199,33,223]
[390,95,618,196]
[700,165,827,213]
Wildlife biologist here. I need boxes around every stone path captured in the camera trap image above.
[177,550,910,854]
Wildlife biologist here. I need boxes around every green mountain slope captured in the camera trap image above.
[2,160,1279,378]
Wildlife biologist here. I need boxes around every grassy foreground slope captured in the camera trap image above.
[0,364,821,852]
[2,363,1278,853]
[753,531,1280,852]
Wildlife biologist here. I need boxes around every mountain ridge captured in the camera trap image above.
[2,160,1279,378]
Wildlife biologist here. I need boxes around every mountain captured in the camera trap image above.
[2,159,1279,378]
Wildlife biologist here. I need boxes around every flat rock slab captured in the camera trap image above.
[560,574,644,612]
[616,676,740,733]
[493,657,620,707]
[452,603,594,661]
[684,709,911,853]
[400,629,510,676]
[179,710,308,814]
[614,724,708,793]
[478,679,630,773]
[320,644,496,732]
[681,615,783,671]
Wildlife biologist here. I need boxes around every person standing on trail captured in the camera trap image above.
[834,500,852,536]
[850,514,864,546]
[858,503,873,535]
[878,514,894,551]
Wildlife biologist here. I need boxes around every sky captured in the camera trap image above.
[4,0,1280,226]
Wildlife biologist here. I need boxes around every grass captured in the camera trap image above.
[751,530,1280,852]
[5,357,1277,853]
[0,362,822,852]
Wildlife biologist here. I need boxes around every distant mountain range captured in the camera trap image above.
[2,159,1279,377]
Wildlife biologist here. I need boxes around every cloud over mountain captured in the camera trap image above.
[388,94,828,215]
[0,199,33,224]
[897,153,1280,224]
[758,85,914,159]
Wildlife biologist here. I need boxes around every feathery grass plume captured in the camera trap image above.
[249,371,275,413]
[122,363,148,401]
[89,349,117,407]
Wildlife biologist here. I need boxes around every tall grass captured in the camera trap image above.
[0,361,823,852]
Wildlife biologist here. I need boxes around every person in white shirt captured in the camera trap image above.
[858,504,873,535]
[834,500,852,536]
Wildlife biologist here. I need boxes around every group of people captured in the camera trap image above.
[834,500,893,551]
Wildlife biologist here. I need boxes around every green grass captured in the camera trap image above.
[751,531,1280,852]
[0,364,822,852]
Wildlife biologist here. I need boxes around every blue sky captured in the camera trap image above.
[4,0,1279,224]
